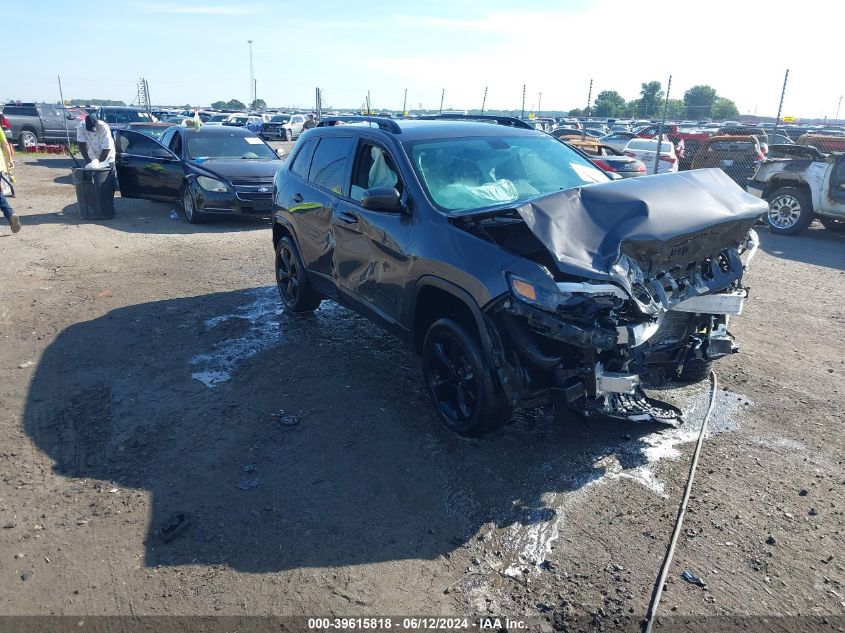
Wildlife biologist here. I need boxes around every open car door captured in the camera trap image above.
[114,129,184,201]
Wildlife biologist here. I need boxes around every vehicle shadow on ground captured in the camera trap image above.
[23,287,668,573]
[17,199,269,235]
[759,225,845,270]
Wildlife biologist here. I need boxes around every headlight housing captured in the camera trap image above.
[196,175,229,192]
[507,273,566,312]
[508,273,632,313]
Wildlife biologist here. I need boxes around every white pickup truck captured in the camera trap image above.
[747,144,845,234]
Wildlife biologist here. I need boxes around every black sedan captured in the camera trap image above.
[113,126,285,223]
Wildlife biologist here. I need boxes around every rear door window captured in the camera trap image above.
[308,137,355,195]
[116,130,168,157]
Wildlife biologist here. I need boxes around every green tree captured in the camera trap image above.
[683,85,717,119]
[181,103,192,110]
[711,97,739,119]
[567,107,587,117]
[639,81,664,118]
[592,90,626,118]
[622,99,641,119]
[250,98,267,110]
[226,99,246,110]
[210,100,227,109]
[665,99,686,120]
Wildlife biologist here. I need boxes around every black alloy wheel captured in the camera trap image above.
[275,236,321,312]
[422,318,511,435]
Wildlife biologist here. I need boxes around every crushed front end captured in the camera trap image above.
[465,169,767,425]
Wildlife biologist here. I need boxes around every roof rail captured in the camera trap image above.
[316,116,401,134]
[415,114,535,130]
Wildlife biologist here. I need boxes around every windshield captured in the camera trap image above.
[405,134,608,214]
[228,117,248,125]
[271,116,291,123]
[207,114,229,122]
[186,133,278,160]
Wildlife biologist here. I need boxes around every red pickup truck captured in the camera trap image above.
[636,124,712,170]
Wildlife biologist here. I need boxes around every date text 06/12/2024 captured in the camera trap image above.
[306,617,527,630]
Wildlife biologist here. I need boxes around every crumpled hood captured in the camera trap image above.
[516,168,767,281]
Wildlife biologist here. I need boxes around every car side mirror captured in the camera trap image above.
[361,187,405,213]
[150,148,173,159]
[276,148,286,158]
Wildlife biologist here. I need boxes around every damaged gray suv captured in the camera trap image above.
[271,116,766,435]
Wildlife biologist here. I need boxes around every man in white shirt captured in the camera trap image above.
[76,114,115,167]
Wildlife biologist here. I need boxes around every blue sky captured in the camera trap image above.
[5,0,842,119]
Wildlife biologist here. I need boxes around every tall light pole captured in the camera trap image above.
[248,40,254,107]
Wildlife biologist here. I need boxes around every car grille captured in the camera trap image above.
[231,178,274,187]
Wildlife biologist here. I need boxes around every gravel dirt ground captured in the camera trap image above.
[0,150,843,631]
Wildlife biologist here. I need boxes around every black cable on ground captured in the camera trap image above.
[642,370,718,633]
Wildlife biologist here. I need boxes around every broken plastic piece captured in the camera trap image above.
[681,569,706,587]
[603,387,684,426]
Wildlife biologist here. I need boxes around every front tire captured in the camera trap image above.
[766,186,813,235]
[182,186,204,224]
[275,236,321,312]
[678,358,714,383]
[422,318,511,435]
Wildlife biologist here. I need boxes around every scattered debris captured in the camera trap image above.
[18,361,34,369]
[108,488,118,493]
[681,570,706,587]
[809,508,819,516]
[44,556,51,563]
[765,535,777,545]
[3,523,15,529]
[169,209,179,220]
[236,479,259,491]
[799,489,809,496]
[96,289,113,299]
[20,570,31,582]
[156,512,190,543]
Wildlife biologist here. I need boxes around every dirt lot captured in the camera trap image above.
[1,151,843,631]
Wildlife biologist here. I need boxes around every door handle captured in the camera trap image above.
[292,192,304,203]
[338,211,358,224]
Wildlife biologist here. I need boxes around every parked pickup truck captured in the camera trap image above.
[1,102,86,149]
[746,145,845,234]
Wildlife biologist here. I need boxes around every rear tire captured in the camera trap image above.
[275,237,321,312]
[766,186,813,235]
[18,129,37,150]
[422,318,511,435]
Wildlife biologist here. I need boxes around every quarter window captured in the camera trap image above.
[290,138,317,179]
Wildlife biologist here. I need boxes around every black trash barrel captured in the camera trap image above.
[72,167,115,220]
